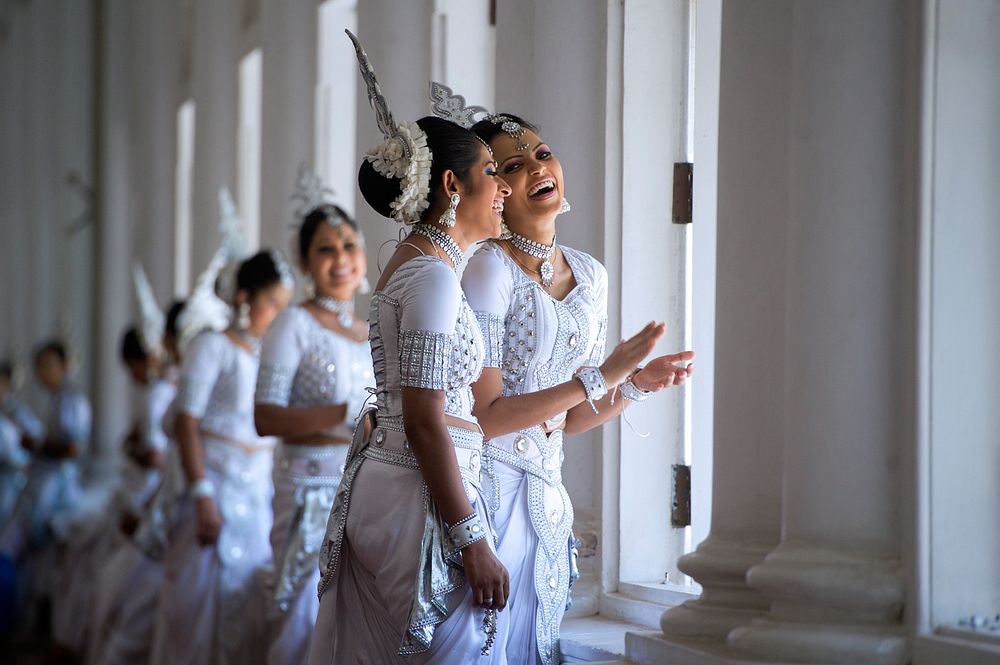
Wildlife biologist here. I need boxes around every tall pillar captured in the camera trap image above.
[659,0,788,641]
[190,0,240,277]
[727,3,910,663]
[91,0,135,456]
[131,0,179,301]
[259,0,317,255]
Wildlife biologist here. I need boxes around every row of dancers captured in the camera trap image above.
[0,30,694,665]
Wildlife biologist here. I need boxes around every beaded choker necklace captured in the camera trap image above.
[508,232,556,287]
[232,327,261,356]
[412,223,464,270]
[313,296,354,328]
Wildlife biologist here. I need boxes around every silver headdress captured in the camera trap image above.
[346,29,432,225]
[176,187,248,353]
[429,81,529,150]
[268,249,296,291]
[289,163,363,245]
[131,263,165,359]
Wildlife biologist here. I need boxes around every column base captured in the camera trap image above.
[660,535,774,640]
[729,620,907,665]
[729,541,906,664]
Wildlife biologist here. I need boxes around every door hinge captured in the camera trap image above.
[672,162,693,224]
[671,463,691,527]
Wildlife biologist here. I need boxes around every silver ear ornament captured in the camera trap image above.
[346,29,432,225]
[132,263,165,359]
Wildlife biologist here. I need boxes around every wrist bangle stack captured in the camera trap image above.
[448,512,487,550]
[574,366,608,414]
[621,377,653,402]
[190,478,215,499]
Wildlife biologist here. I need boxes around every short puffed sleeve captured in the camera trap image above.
[588,258,609,366]
[397,258,462,390]
[175,331,226,418]
[462,245,514,368]
[58,390,92,447]
[256,306,307,406]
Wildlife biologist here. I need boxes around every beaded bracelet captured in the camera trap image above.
[190,477,216,499]
[621,377,653,402]
[448,512,487,550]
[573,366,608,413]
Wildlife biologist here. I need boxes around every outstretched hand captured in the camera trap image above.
[599,322,667,387]
[633,351,695,391]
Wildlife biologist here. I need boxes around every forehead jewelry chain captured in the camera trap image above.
[313,296,354,328]
[412,223,464,270]
[508,231,556,288]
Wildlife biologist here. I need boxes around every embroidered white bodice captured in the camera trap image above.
[369,256,485,429]
[255,305,374,440]
[462,241,608,409]
[175,330,269,444]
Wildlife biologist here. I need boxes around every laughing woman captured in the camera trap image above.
[460,112,694,665]
[150,250,292,665]
[255,205,373,665]
[308,32,511,665]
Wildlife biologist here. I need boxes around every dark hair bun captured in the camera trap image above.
[357,160,401,220]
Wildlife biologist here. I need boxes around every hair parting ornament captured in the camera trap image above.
[346,30,432,225]
[428,81,528,150]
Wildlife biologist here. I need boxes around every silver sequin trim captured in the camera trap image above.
[256,364,294,406]
[475,312,505,368]
[398,329,452,390]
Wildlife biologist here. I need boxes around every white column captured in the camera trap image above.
[259,0,317,255]
[131,0,179,300]
[353,0,434,287]
[659,0,788,642]
[727,3,909,663]
[190,0,240,277]
[91,0,135,457]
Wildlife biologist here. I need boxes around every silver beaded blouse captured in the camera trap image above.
[462,241,608,408]
[369,256,485,429]
[175,330,269,445]
[255,306,374,440]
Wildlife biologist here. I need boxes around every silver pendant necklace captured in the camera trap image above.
[313,296,355,328]
[508,232,556,287]
[412,223,464,270]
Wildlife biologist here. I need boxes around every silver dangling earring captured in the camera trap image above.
[499,220,512,239]
[559,197,572,214]
[439,193,460,228]
[303,275,316,299]
[358,276,371,295]
[237,303,251,331]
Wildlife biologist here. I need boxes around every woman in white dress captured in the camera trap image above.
[150,250,292,665]
[458,112,694,664]
[255,204,373,665]
[86,323,178,665]
[307,32,512,665]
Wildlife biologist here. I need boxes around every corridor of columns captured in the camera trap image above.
[1,1,998,664]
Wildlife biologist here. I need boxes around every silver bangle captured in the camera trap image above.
[190,477,215,499]
[621,378,653,402]
[574,366,608,413]
[448,512,487,550]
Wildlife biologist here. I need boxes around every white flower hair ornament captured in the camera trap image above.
[346,29,432,226]
[131,263,165,359]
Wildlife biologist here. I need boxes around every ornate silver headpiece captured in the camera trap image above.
[176,186,248,353]
[428,81,528,151]
[288,163,363,245]
[131,263,165,359]
[346,29,432,225]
